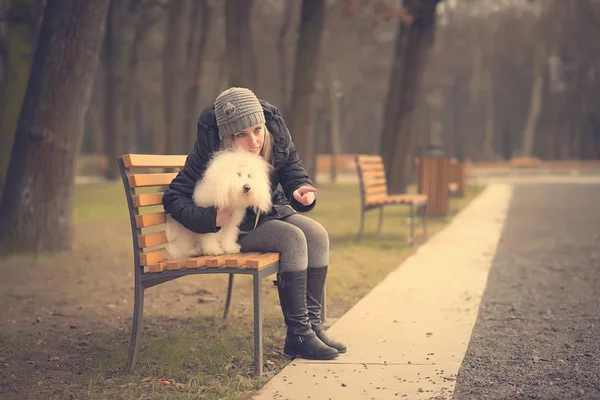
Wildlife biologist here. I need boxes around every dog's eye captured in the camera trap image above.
[237,172,241,177]
[248,174,251,179]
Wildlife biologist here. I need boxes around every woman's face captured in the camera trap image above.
[232,124,265,154]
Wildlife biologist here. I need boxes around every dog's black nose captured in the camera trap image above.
[243,184,251,193]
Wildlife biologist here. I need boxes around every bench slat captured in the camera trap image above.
[166,258,189,270]
[140,249,167,266]
[138,231,167,248]
[366,194,427,206]
[122,154,187,169]
[356,155,382,164]
[132,192,164,207]
[363,185,387,196]
[128,173,178,188]
[247,252,280,269]
[357,163,384,172]
[206,253,245,267]
[363,177,386,187]
[148,263,163,273]
[186,256,212,268]
[135,212,166,228]
[225,252,263,267]
[361,170,385,180]
[145,252,278,272]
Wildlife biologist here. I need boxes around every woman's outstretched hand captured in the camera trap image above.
[293,186,317,206]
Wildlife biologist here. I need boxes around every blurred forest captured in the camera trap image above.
[0,0,600,253]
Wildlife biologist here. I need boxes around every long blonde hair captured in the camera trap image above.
[220,124,273,165]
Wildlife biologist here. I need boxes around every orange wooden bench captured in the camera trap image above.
[355,155,428,246]
[509,157,542,168]
[117,154,281,376]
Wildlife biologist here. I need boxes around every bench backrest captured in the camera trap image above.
[118,154,187,270]
[509,157,542,168]
[355,155,388,207]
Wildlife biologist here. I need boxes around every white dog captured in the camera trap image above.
[165,148,272,259]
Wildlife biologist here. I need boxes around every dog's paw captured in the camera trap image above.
[222,243,241,254]
[203,246,224,256]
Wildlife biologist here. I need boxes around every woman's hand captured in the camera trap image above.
[293,186,317,206]
[216,208,233,227]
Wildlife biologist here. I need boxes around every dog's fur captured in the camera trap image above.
[165,148,272,259]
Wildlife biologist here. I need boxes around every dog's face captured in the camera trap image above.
[194,149,272,213]
[226,157,272,211]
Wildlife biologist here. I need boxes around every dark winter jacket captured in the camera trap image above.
[162,99,315,234]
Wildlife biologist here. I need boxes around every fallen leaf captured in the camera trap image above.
[160,380,171,386]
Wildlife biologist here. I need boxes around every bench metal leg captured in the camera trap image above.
[126,280,144,371]
[377,205,384,235]
[253,274,264,376]
[409,203,416,247]
[357,208,366,242]
[223,273,234,319]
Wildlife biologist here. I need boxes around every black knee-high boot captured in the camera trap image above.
[306,266,347,353]
[274,270,339,360]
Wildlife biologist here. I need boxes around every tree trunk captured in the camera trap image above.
[277,0,294,114]
[521,48,545,158]
[163,0,191,155]
[380,0,440,194]
[0,0,37,193]
[225,0,256,90]
[0,0,109,254]
[482,66,495,160]
[184,0,211,149]
[103,0,140,179]
[288,0,326,179]
[329,69,342,182]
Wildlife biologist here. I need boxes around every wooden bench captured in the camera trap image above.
[355,155,428,246]
[117,154,282,376]
[509,157,542,168]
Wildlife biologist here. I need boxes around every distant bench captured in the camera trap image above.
[355,155,428,246]
[509,157,543,169]
[118,153,282,376]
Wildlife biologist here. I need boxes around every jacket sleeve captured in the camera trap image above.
[272,112,317,213]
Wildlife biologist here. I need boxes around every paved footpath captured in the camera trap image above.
[254,181,600,399]
[254,183,513,400]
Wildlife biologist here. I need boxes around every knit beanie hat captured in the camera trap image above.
[214,87,266,140]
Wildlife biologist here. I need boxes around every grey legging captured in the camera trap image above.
[239,214,328,271]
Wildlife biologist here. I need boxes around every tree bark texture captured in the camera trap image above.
[163,0,191,155]
[288,0,326,179]
[379,0,440,194]
[184,0,211,149]
[225,0,256,90]
[0,0,109,254]
[0,0,37,193]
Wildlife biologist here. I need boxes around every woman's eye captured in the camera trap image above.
[236,133,245,138]
[254,127,261,133]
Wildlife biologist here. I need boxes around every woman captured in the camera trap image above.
[162,87,346,360]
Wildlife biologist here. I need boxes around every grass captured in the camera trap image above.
[2,179,482,400]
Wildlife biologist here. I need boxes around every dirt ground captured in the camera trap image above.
[0,219,294,399]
